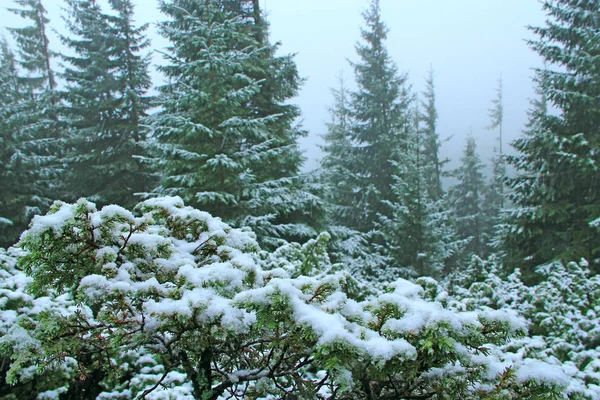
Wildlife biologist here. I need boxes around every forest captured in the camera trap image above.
[0,0,598,398]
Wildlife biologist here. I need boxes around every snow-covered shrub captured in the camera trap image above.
[446,255,531,313]
[0,198,564,399]
[0,247,79,398]
[449,256,600,399]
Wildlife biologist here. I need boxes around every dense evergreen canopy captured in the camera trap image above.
[59,0,154,209]
[0,0,61,249]
[503,0,600,278]
[148,0,323,249]
[0,0,598,397]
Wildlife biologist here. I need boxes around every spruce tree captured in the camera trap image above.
[346,0,412,234]
[321,74,355,227]
[148,0,322,248]
[484,77,506,236]
[229,0,326,245]
[0,0,61,248]
[320,0,413,277]
[503,0,600,277]
[419,68,446,201]
[450,135,489,258]
[378,107,460,278]
[0,40,25,248]
[320,74,384,273]
[59,0,154,209]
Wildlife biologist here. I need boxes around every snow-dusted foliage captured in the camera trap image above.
[448,256,600,399]
[502,0,600,275]
[0,198,565,399]
[449,136,491,259]
[59,0,155,209]
[0,0,62,249]
[146,0,323,249]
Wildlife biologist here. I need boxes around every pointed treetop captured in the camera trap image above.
[487,76,503,131]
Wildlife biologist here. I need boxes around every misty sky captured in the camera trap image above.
[1,0,547,172]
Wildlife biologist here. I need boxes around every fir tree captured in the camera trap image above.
[59,0,154,209]
[321,73,354,226]
[378,107,460,278]
[503,0,600,277]
[450,135,489,258]
[320,74,385,275]
[0,0,62,248]
[148,0,322,248]
[484,77,506,237]
[347,0,412,234]
[0,40,24,248]
[419,68,446,201]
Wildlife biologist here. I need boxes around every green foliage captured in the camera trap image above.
[503,0,600,277]
[59,0,155,209]
[450,135,491,258]
[148,0,323,249]
[449,256,600,398]
[0,0,63,249]
[419,68,447,202]
[0,198,565,399]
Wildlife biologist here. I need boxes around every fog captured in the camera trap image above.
[1,0,546,172]
[264,0,547,171]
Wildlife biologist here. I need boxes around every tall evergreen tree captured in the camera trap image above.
[321,74,354,225]
[378,108,460,278]
[485,77,506,223]
[488,78,504,162]
[419,68,445,201]
[503,0,600,277]
[59,0,154,209]
[320,75,358,247]
[320,74,385,273]
[346,0,412,234]
[450,135,489,258]
[0,40,25,248]
[148,0,322,248]
[0,0,62,248]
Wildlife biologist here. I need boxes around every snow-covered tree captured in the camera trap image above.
[0,197,566,399]
[449,135,490,258]
[484,77,506,244]
[419,68,446,201]
[0,40,25,249]
[346,0,412,234]
[502,0,600,277]
[377,108,461,279]
[320,74,384,276]
[59,0,155,209]
[147,0,323,249]
[0,0,62,249]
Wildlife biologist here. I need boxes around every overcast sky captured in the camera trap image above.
[1,0,547,172]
